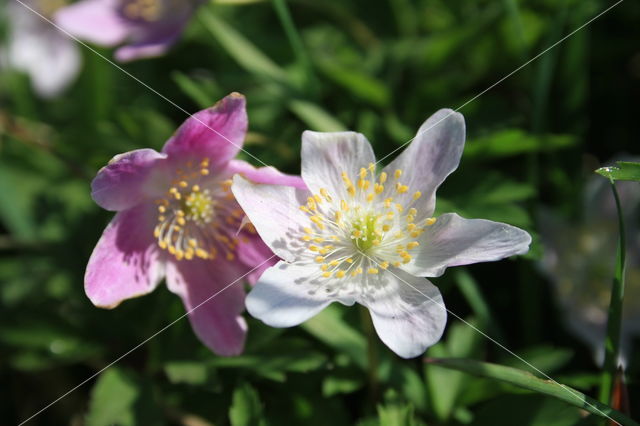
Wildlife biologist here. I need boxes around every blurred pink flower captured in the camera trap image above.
[54,0,204,62]
[539,163,640,366]
[86,93,304,355]
[0,0,81,98]
[232,110,532,358]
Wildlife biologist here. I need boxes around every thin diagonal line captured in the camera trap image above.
[17,254,277,426]
[360,253,620,425]
[13,0,270,169]
[375,0,624,166]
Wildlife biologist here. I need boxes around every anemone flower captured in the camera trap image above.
[0,0,80,98]
[55,0,204,62]
[232,110,532,358]
[539,165,640,366]
[87,93,304,355]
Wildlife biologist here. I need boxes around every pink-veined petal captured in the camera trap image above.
[235,233,277,285]
[301,131,376,199]
[165,258,248,356]
[231,176,312,263]
[85,203,165,308]
[361,268,447,359]
[246,261,355,327]
[54,0,131,46]
[404,213,531,277]
[226,159,306,189]
[91,148,168,212]
[382,109,465,219]
[162,93,247,169]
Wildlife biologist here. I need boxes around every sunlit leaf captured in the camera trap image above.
[596,162,640,183]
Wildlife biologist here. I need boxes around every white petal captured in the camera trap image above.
[5,2,81,98]
[301,131,376,199]
[382,109,465,218]
[405,213,531,277]
[231,176,311,263]
[246,261,355,327]
[360,268,447,359]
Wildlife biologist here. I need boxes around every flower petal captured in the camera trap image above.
[162,93,247,169]
[227,159,306,189]
[301,131,376,198]
[382,109,465,218]
[85,203,164,308]
[231,175,311,263]
[405,213,532,277]
[361,268,447,359]
[54,0,131,46]
[6,2,81,98]
[235,233,277,285]
[165,258,248,356]
[246,261,355,327]
[91,148,168,212]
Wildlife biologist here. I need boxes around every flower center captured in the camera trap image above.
[298,163,436,280]
[154,158,247,261]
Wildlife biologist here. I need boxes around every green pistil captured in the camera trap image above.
[352,214,380,252]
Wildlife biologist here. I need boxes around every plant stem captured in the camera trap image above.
[359,305,380,406]
[598,181,627,405]
[272,0,317,90]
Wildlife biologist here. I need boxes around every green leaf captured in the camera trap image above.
[425,319,484,421]
[171,71,220,109]
[199,10,288,84]
[229,382,266,426]
[425,358,638,425]
[86,368,161,426]
[473,394,584,426]
[464,129,575,160]
[164,361,209,385]
[376,390,425,426]
[302,305,367,369]
[596,162,640,183]
[288,99,347,132]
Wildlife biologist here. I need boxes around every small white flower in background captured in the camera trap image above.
[232,110,532,359]
[539,164,640,366]
[0,0,80,98]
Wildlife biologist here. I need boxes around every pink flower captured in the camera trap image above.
[86,93,304,355]
[54,0,205,62]
[232,110,531,358]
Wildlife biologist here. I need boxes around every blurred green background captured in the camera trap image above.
[1,0,639,424]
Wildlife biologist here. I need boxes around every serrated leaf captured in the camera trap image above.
[425,358,638,425]
[596,162,640,183]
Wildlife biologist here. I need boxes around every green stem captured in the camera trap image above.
[359,305,380,406]
[272,0,317,90]
[599,181,627,405]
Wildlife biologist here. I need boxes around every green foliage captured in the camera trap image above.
[1,0,639,424]
[596,162,640,183]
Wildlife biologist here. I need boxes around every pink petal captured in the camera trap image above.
[54,0,131,46]
[382,109,465,219]
[162,93,247,169]
[91,148,168,212]
[165,259,248,356]
[235,233,277,285]
[85,203,165,308]
[226,159,306,189]
[114,41,174,62]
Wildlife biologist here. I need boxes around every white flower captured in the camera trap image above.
[232,110,532,358]
[0,0,81,98]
